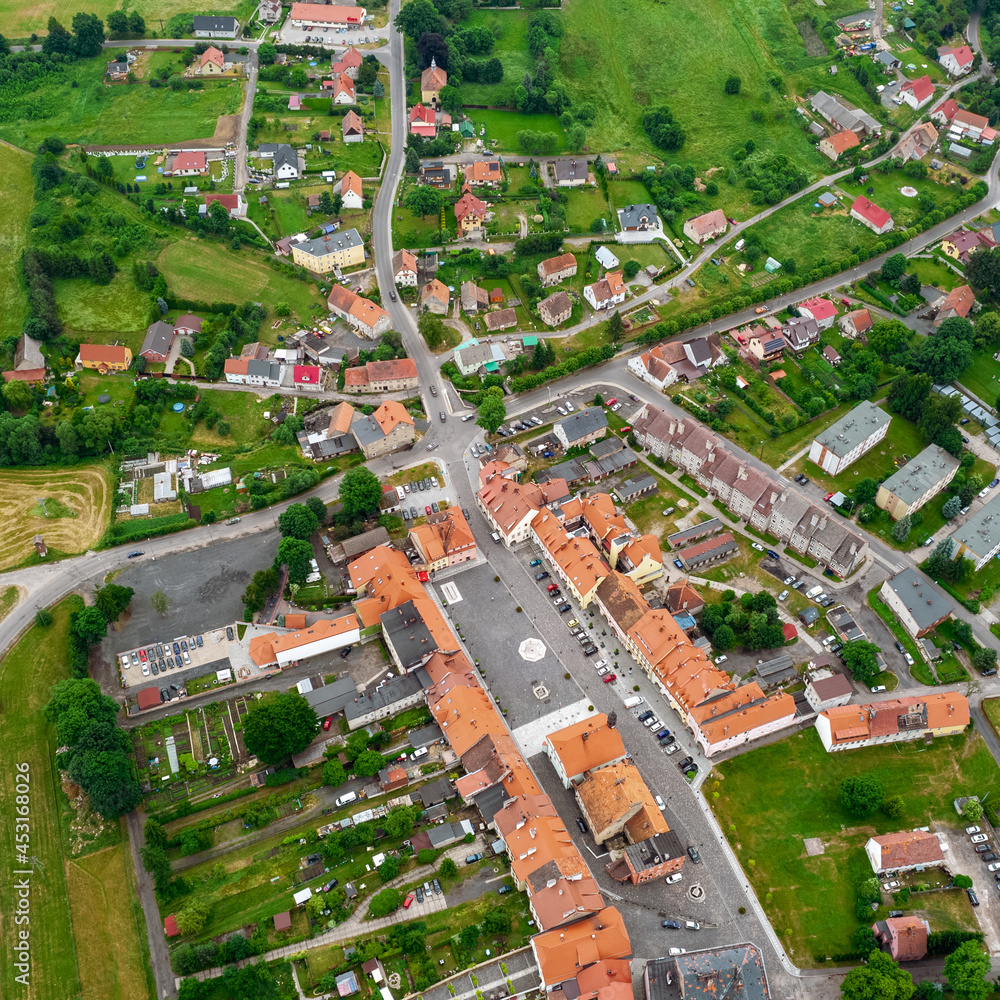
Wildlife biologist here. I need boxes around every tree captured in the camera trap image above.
[277,537,313,584]
[305,496,327,523]
[477,387,506,434]
[972,646,997,673]
[622,260,641,280]
[107,9,126,33]
[962,798,984,822]
[840,772,884,816]
[881,252,907,282]
[94,583,134,624]
[607,310,624,341]
[724,75,741,94]
[242,693,318,766]
[339,466,382,519]
[943,940,990,1000]
[439,84,463,115]
[439,857,457,878]
[641,105,685,151]
[460,924,480,950]
[854,478,880,504]
[379,856,400,882]
[353,750,385,777]
[373,78,384,99]
[278,503,319,540]
[892,514,912,542]
[150,590,168,616]
[712,624,736,651]
[943,495,963,519]
[176,900,211,935]
[368,888,400,917]
[2,379,33,412]
[841,640,882,686]
[74,605,109,645]
[405,185,442,219]
[35,608,53,627]
[882,794,904,819]
[323,759,347,787]
[841,951,914,1000]
[483,909,511,935]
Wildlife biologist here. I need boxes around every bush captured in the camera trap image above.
[368,888,400,917]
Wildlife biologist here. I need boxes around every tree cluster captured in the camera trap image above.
[45,678,142,818]
[242,693,319,766]
[698,590,785,652]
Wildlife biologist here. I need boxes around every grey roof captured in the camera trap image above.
[883,568,956,630]
[225,53,248,63]
[618,203,659,227]
[812,400,891,456]
[14,335,43,371]
[684,336,713,365]
[454,341,494,369]
[428,823,464,848]
[878,444,960,508]
[678,533,739,566]
[673,944,772,1000]
[409,723,443,748]
[811,90,881,134]
[341,526,391,560]
[247,358,281,381]
[141,320,174,357]
[350,411,385,447]
[783,315,819,345]
[471,781,509,825]
[380,600,439,667]
[667,518,723,545]
[623,830,685,873]
[259,142,299,172]
[555,406,608,444]
[344,673,422,723]
[798,607,820,624]
[302,676,361,717]
[590,437,625,460]
[108,60,128,72]
[193,15,238,30]
[553,158,587,182]
[875,50,900,66]
[295,227,363,259]
[617,474,657,500]
[755,654,794,677]
[414,776,454,806]
[536,458,587,484]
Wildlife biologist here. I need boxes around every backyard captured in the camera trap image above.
[712,727,1000,965]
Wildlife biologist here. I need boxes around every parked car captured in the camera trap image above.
[403,892,415,909]
[127,550,144,558]
[673,557,684,570]
[497,885,513,894]
[678,757,694,770]
[536,571,549,580]
[576,816,587,833]
[558,603,571,613]
[601,673,617,683]
[466,853,483,864]
[643,716,661,729]
[972,833,989,843]
[750,542,765,552]
[665,872,683,884]
[778,590,789,601]
[975,843,993,853]
[323,716,333,731]
[968,889,980,906]
[687,846,701,864]
[530,558,542,566]
[340,645,353,659]
[662,920,681,929]
[983,852,999,863]
[783,576,797,586]
[713,654,728,665]
[638,710,654,722]
[323,878,339,892]
[567,618,579,628]
[583,645,598,656]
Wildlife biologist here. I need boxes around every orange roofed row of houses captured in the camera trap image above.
[344,543,634,993]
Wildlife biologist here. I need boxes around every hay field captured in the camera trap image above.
[0,143,32,340]
[66,844,153,1000]
[0,466,111,569]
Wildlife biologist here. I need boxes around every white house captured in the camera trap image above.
[938,44,974,77]
[336,170,363,210]
[224,357,284,387]
[584,270,626,311]
[392,249,417,286]
[627,344,678,391]
[259,143,300,180]
[193,15,239,37]
[594,246,620,270]
[900,74,934,110]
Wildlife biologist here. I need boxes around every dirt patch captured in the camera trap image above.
[0,466,110,569]
[211,114,241,145]
[796,19,828,57]
[61,775,118,857]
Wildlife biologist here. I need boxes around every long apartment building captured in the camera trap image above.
[951,492,1000,569]
[632,404,868,576]
[876,444,960,520]
[807,400,892,476]
[815,692,969,751]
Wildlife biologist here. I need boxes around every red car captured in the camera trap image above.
[841,297,851,306]
[607,397,617,406]
[403,892,415,909]
[602,673,617,683]
[547,583,559,592]
[824,492,834,502]
[139,649,147,662]
[323,716,333,731]
[425,505,432,515]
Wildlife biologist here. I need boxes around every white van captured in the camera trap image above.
[623,696,643,709]
[805,585,824,600]
[395,486,406,501]
[335,791,358,808]
[410,747,429,760]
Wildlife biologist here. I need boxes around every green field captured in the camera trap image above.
[908,254,963,292]
[958,345,1000,405]
[156,237,326,321]
[465,109,566,153]
[713,728,1000,965]
[835,170,962,229]
[0,598,84,999]
[0,143,32,340]
[559,0,858,172]
[0,56,244,150]
[564,186,612,232]
[54,270,151,342]
[457,9,534,105]
[0,0,253,37]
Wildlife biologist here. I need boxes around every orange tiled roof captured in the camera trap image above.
[539,252,577,276]
[870,830,945,868]
[532,511,609,599]
[689,683,796,747]
[271,614,358,655]
[374,400,414,436]
[576,960,632,1000]
[328,401,355,435]
[495,795,583,884]
[79,344,129,365]
[532,908,632,986]
[410,506,476,563]
[349,295,389,329]
[344,367,369,387]
[576,761,669,841]
[429,684,508,756]
[366,358,418,382]
[454,190,486,222]
[545,714,626,778]
[340,169,362,198]
[479,476,545,533]
[249,632,278,665]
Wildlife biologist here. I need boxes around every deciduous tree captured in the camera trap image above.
[242,693,318,766]
[943,940,990,1000]
[277,536,313,584]
[339,466,382,519]
[477,386,506,434]
[278,502,319,540]
[840,772,884,816]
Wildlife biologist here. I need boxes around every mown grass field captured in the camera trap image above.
[713,728,1000,965]
[466,108,566,153]
[156,237,325,320]
[67,844,153,1000]
[0,598,83,999]
[0,56,244,150]
[0,0,252,37]
[0,143,32,340]
[55,271,151,342]
[559,0,866,175]
[0,466,111,569]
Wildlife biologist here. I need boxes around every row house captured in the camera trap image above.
[632,404,868,576]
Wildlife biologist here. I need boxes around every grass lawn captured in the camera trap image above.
[393,204,441,250]
[54,270,151,341]
[67,843,154,1000]
[957,345,1000,406]
[607,179,656,212]
[564,186,612,233]
[457,9,534,106]
[835,170,961,230]
[759,406,858,470]
[0,598,84,999]
[0,55,244,150]
[466,108,566,153]
[304,139,383,180]
[156,237,325,321]
[712,727,1000,965]
[0,143,32,340]
[909,255,963,292]
[559,0,852,176]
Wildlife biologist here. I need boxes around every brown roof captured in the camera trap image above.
[665,578,704,614]
[879,916,928,961]
[485,308,517,332]
[595,572,650,635]
[531,876,606,931]
[421,278,450,307]
[393,248,416,275]
[79,344,129,365]
[870,830,944,868]
[576,761,669,842]
[539,291,572,325]
[328,401,355,435]
[540,252,577,276]
[273,910,292,931]
[685,209,727,237]
[366,357,418,382]
[809,672,852,700]
[454,190,486,221]
[825,129,860,153]
[342,109,364,135]
[421,61,447,92]
[545,714,626,778]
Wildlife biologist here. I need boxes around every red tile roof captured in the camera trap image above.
[902,75,934,103]
[851,195,892,229]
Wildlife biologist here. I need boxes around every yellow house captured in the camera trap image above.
[198,46,225,75]
[291,228,366,272]
[420,57,447,105]
[77,344,132,372]
[454,189,485,236]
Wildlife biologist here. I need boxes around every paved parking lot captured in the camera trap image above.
[275,22,386,46]
[947,822,1000,951]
